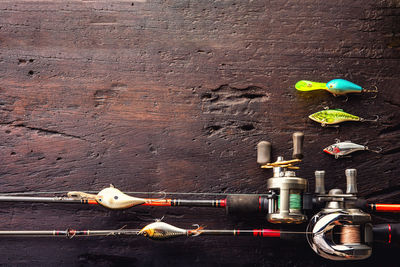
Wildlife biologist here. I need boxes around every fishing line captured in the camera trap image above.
[0,190,271,197]
[277,194,302,210]
[340,225,361,244]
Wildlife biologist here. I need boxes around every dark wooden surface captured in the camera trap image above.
[0,0,399,266]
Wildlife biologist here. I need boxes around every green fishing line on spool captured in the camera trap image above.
[277,193,302,210]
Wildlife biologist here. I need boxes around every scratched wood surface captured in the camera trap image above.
[0,0,399,266]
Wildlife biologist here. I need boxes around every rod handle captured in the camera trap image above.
[257,141,271,165]
[355,198,369,211]
[226,194,264,214]
[345,169,357,194]
[292,132,304,159]
[373,223,400,245]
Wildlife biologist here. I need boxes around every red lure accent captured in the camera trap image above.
[323,147,340,155]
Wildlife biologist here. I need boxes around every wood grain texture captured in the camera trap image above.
[0,0,399,266]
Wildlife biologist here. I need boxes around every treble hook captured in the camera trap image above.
[189,224,204,236]
[156,215,165,222]
[362,85,378,98]
[360,115,379,122]
[366,146,383,154]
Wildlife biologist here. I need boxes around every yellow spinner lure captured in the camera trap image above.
[309,109,379,127]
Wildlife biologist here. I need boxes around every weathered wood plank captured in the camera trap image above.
[0,0,399,265]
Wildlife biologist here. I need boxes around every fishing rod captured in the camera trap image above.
[0,219,397,262]
[0,185,229,210]
[0,133,310,225]
[0,132,398,223]
[0,221,295,239]
[364,203,400,212]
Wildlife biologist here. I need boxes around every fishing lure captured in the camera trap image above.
[308,109,378,127]
[323,140,382,159]
[138,221,203,240]
[295,79,378,97]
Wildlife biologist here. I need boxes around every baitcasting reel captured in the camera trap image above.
[307,169,373,260]
[225,132,308,224]
[257,132,308,224]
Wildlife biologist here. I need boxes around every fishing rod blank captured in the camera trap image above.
[0,221,305,240]
[0,185,271,215]
[355,199,400,213]
[0,132,312,226]
[0,229,140,237]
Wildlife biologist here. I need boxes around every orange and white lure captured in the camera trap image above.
[138,221,203,240]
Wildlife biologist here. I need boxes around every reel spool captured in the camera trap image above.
[307,169,373,260]
[257,132,308,224]
[307,210,373,260]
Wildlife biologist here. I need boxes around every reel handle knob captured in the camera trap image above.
[345,169,358,194]
[292,132,304,159]
[315,170,326,194]
[257,141,271,165]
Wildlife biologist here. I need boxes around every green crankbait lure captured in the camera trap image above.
[309,109,379,127]
[295,79,378,96]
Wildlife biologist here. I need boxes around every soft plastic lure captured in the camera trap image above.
[323,140,382,159]
[308,109,378,127]
[295,79,378,96]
